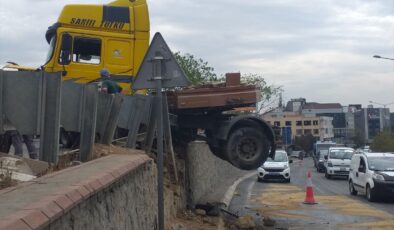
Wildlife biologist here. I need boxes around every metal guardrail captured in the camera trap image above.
[0,70,61,163]
[0,70,158,165]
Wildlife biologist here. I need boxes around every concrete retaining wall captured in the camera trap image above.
[0,152,157,230]
[186,141,249,207]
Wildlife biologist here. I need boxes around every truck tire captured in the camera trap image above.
[226,127,270,170]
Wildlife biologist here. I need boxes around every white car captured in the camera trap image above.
[349,152,394,202]
[257,150,292,183]
[324,147,355,179]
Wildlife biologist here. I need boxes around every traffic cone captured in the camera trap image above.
[303,170,317,204]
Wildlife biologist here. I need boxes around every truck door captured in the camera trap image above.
[56,33,104,83]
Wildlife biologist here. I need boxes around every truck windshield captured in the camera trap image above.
[368,157,394,171]
[44,36,56,64]
[329,150,353,159]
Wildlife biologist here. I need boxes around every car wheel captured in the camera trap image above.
[285,178,291,183]
[366,184,377,202]
[349,180,358,195]
[325,171,331,179]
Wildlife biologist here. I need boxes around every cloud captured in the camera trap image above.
[1,0,393,110]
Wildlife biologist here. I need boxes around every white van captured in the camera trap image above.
[349,152,394,202]
[324,147,354,179]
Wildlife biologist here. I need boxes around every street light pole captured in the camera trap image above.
[368,100,394,108]
[373,55,394,61]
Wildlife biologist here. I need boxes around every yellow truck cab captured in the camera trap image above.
[43,0,150,94]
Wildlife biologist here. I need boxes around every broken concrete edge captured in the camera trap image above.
[0,154,152,230]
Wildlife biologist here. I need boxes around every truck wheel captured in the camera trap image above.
[226,127,270,170]
[208,145,227,161]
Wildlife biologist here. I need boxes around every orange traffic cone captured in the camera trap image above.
[303,170,317,205]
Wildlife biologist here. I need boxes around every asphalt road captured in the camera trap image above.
[291,157,394,215]
[228,157,394,229]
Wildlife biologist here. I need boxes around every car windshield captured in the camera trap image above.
[267,152,288,162]
[329,149,353,159]
[368,157,394,171]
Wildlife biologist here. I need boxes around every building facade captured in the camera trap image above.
[354,107,391,142]
[263,112,334,142]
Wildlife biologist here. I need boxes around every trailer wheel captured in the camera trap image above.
[226,127,270,170]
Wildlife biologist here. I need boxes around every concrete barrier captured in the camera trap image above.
[186,141,250,207]
[0,152,157,230]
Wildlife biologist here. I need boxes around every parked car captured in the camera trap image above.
[314,149,328,173]
[324,147,355,179]
[257,150,292,183]
[349,152,394,202]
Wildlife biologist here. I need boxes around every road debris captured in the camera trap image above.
[0,153,48,184]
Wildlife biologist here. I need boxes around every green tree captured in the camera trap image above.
[174,52,218,85]
[371,131,394,152]
[241,73,283,112]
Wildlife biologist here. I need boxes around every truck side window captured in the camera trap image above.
[359,157,366,173]
[72,37,101,64]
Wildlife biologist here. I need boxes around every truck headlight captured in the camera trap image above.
[284,165,288,169]
[327,161,333,167]
[372,173,384,181]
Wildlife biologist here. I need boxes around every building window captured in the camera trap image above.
[296,129,302,135]
[304,129,312,135]
[313,129,319,135]
[313,120,318,125]
[285,121,292,126]
[304,120,311,126]
[274,121,281,126]
[296,121,302,126]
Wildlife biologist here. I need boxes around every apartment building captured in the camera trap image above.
[263,112,334,141]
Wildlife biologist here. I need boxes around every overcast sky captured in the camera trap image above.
[0,0,393,111]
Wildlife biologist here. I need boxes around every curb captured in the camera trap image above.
[221,171,257,208]
[217,171,257,230]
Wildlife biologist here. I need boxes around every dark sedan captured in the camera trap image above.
[314,150,328,173]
